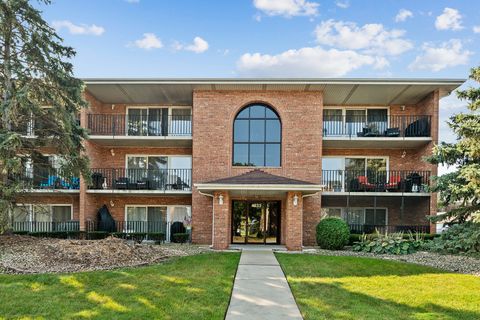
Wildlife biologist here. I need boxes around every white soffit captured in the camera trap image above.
[84,78,465,106]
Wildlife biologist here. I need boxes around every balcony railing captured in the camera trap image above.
[87,114,192,137]
[349,224,431,234]
[11,166,80,190]
[89,168,192,191]
[323,115,431,138]
[12,220,80,232]
[322,170,431,193]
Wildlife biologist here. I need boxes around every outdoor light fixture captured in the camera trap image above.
[401,105,406,111]
[218,194,224,205]
[110,149,115,156]
[109,200,115,207]
[293,194,299,206]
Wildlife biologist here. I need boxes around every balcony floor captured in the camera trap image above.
[322,137,431,149]
[86,189,192,195]
[88,135,192,147]
[322,191,431,197]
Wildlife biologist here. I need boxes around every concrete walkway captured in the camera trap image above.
[225,248,303,320]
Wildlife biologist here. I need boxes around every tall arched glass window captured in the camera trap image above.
[233,104,281,167]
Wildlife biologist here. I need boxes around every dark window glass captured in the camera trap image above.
[233,104,281,167]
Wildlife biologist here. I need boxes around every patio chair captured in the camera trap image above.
[386,175,402,191]
[357,176,376,191]
[114,177,130,189]
[136,178,150,190]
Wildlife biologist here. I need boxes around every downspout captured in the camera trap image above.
[198,191,215,248]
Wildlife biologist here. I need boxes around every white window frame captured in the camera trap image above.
[125,154,192,170]
[125,106,192,136]
[322,156,389,192]
[11,204,73,231]
[323,106,390,136]
[322,207,389,225]
[125,205,192,241]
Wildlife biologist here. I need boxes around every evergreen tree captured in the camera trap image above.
[427,66,480,224]
[0,0,89,231]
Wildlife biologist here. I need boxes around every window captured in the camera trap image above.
[322,207,387,226]
[125,205,191,239]
[233,104,281,167]
[323,108,388,137]
[127,107,192,136]
[12,204,73,231]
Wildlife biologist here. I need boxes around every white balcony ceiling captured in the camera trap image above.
[84,78,464,106]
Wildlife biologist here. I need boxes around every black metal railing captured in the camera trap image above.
[87,114,192,136]
[323,115,431,138]
[322,170,431,193]
[12,220,80,232]
[11,166,80,190]
[89,168,192,191]
[349,224,431,234]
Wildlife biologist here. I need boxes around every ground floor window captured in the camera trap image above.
[12,204,74,231]
[125,205,191,240]
[322,207,387,226]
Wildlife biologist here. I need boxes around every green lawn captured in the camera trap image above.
[0,252,240,320]
[276,254,480,320]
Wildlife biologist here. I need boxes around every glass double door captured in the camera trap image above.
[232,201,281,244]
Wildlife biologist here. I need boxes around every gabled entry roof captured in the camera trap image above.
[195,170,323,194]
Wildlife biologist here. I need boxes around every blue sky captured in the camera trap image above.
[38,0,479,173]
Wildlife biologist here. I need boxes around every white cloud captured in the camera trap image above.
[253,0,319,17]
[473,26,480,33]
[314,19,413,56]
[237,46,381,77]
[173,37,209,53]
[133,33,163,50]
[435,8,463,31]
[335,0,349,9]
[409,39,472,72]
[395,9,413,22]
[52,20,104,36]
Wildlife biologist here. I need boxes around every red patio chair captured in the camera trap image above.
[386,175,401,191]
[357,175,376,191]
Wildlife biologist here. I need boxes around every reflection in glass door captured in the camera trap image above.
[232,201,281,244]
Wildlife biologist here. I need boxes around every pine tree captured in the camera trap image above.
[427,66,480,224]
[0,0,90,231]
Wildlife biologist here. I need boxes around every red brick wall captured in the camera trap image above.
[192,90,323,245]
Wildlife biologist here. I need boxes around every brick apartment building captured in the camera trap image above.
[11,78,464,250]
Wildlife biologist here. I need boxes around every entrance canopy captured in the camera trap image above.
[195,169,323,196]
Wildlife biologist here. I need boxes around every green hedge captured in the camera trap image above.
[316,217,350,250]
[349,233,438,245]
[352,233,424,255]
[172,233,189,244]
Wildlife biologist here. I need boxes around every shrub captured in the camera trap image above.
[147,232,165,244]
[12,231,29,236]
[316,217,350,250]
[87,231,109,240]
[425,222,480,254]
[352,232,423,255]
[172,233,189,244]
[112,232,146,243]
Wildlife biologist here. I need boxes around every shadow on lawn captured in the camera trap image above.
[297,281,480,320]
[276,254,480,320]
[0,253,239,320]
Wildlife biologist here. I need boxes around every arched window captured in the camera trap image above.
[233,104,281,167]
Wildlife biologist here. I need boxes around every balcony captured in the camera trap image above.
[12,221,80,232]
[86,114,192,147]
[87,168,192,194]
[322,115,432,149]
[322,170,431,196]
[12,166,80,193]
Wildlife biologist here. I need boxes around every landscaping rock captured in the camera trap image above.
[305,247,480,276]
[0,235,209,274]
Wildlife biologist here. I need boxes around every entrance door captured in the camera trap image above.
[231,201,281,244]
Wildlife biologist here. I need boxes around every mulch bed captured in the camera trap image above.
[0,235,208,274]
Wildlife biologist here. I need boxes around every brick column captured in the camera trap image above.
[285,192,303,251]
[212,191,231,250]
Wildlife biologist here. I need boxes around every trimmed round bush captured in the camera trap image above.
[316,217,350,250]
